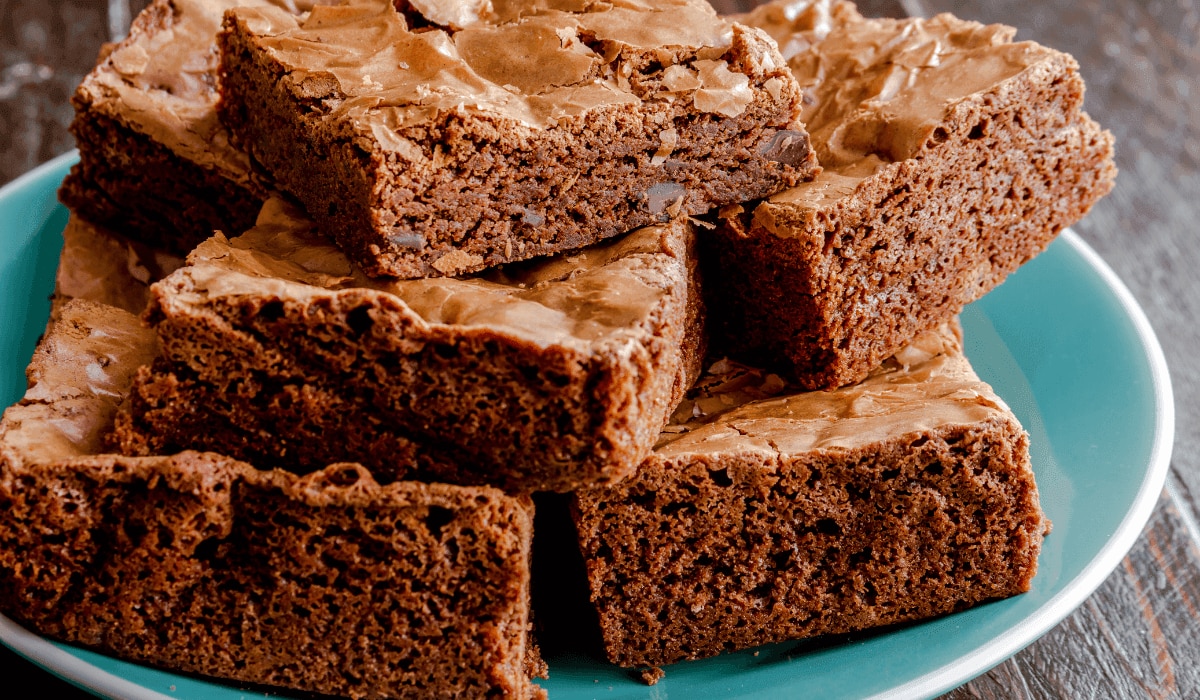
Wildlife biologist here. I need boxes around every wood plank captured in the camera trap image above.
[0,0,110,185]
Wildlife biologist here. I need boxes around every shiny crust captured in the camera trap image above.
[710,0,1116,389]
[216,0,816,277]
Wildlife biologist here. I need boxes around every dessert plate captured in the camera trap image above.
[0,153,1174,699]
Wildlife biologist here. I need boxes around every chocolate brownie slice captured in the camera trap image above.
[58,0,297,254]
[216,0,817,278]
[112,197,704,493]
[0,299,541,699]
[572,322,1048,667]
[710,0,1116,389]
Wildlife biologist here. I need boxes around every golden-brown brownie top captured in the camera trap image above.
[160,197,689,349]
[226,0,783,130]
[53,216,185,318]
[738,0,1066,205]
[656,322,1016,456]
[79,0,310,185]
[0,301,158,466]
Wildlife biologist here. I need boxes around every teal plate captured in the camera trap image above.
[0,153,1175,699]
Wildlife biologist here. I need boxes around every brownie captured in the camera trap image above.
[111,197,705,493]
[709,0,1116,389]
[58,0,296,254]
[571,322,1048,667]
[0,299,542,699]
[216,0,818,278]
[51,214,185,320]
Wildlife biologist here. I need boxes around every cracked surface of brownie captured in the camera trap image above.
[709,0,1116,389]
[217,0,818,278]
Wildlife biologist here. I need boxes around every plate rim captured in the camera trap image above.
[0,158,1177,700]
[0,150,78,198]
[873,230,1176,700]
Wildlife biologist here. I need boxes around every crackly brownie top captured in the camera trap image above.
[655,322,1016,457]
[160,197,688,349]
[226,0,785,132]
[80,0,311,184]
[0,301,158,466]
[55,216,185,318]
[738,0,1062,210]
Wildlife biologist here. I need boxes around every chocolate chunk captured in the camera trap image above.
[758,129,813,167]
[388,232,426,250]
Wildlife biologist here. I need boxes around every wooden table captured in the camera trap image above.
[2,0,1197,696]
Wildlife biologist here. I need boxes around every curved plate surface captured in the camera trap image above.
[0,153,1175,700]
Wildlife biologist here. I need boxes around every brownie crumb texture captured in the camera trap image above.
[572,325,1048,667]
[640,667,667,686]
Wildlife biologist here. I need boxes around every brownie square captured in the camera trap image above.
[112,197,704,493]
[58,0,296,254]
[0,299,542,699]
[572,323,1048,667]
[217,0,818,278]
[709,0,1116,389]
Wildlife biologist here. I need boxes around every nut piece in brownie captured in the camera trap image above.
[217,0,817,278]
[572,323,1048,667]
[0,299,542,699]
[112,197,704,493]
[709,0,1116,389]
[58,0,299,254]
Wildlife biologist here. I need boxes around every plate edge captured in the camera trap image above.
[870,229,1177,700]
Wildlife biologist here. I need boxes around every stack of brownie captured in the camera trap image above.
[0,0,1115,696]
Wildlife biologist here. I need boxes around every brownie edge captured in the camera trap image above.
[112,199,705,494]
[217,0,817,278]
[572,324,1048,667]
[709,0,1116,389]
[60,0,283,254]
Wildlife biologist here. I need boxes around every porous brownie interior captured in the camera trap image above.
[112,198,703,492]
[573,324,1047,666]
[0,300,540,699]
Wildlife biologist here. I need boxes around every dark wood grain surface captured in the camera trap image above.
[2,0,1197,697]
